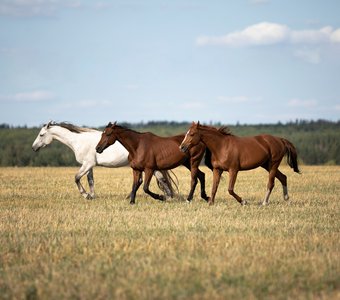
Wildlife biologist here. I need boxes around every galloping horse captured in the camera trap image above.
[96,122,209,204]
[32,121,174,199]
[180,122,300,206]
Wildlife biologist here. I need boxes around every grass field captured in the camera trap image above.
[0,166,339,299]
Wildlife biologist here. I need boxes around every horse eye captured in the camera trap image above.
[40,133,45,137]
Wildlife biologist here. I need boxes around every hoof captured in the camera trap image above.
[201,194,209,202]
[261,201,269,206]
[241,200,247,206]
[159,195,165,201]
[186,200,192,204]
[284,195,289,201]
[129,201,136,205]
[82,193,91,200]
[208,201,214,206]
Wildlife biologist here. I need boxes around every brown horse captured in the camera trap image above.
[180,122,300,206]
[96,122,209,204]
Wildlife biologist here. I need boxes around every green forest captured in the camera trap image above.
[0,120,339,166]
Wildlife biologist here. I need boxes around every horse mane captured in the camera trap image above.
[51,122,96,133]
[109,123,145,135]
[198,124,233,136]
[218,126,233,136]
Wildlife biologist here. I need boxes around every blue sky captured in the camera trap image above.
[1,0,340,127]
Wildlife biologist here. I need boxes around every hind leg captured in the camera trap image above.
[130,170,143,204]
[143,169,165,201]
[275,169,289,200]
[197,169,209,201]
[228,169,247,205]
[262,164,289,201]
[87,168,95,199]
[187,166,199,202]
[262,162,281,205]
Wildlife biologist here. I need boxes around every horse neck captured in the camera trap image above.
[50,126,80,153]
[116,129,140,156]
[199,127,227,154]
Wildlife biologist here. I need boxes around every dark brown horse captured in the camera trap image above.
[180,122,300,206]
[96,122,209,204]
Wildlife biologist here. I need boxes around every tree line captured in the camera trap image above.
[0,119,339,166]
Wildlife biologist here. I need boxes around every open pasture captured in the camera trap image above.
[0,166,339,299]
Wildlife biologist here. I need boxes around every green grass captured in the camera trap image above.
[0,166,339,299]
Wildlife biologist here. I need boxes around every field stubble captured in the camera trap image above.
[0,166,339,299]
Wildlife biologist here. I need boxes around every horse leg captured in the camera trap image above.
[187,166,198,202]
[143,169,165,201]
[228,169,247,205]
[262,164,280,206]
[75,164,93,199]
[209,168,223,205]
[87,168,95,199]
[262,164,289,201]
[130,169,143,204]
[154,170,173,198]
[197,169,209,201]
[275,169,289,200]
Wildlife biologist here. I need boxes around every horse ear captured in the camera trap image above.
[113,121,117,127]
[47,120,53,128]
[197,121,200,127]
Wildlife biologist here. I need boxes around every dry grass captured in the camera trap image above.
[0,166,339,299]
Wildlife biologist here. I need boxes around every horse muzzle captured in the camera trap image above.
[96,145,104,154]
[179,144,188,153]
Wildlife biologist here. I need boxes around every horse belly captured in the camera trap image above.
[238,141,269,170]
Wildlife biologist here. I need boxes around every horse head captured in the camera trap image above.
[32,121,55,151]
[95,121,118,153]
[179,121,201,153]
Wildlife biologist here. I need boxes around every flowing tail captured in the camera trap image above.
[282,138,301,174]
[156,170,179,198]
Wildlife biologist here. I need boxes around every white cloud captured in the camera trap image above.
[287,98,318,108]
[197,22,340,47]
[294,48,320,64]
[0,90,55,102]
[330,28,340,43]
[290,26,333,44]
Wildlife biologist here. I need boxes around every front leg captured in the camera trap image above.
[75,164,93,199]
[209,168,223,205]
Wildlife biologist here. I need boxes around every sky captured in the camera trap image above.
[1,0,340,127]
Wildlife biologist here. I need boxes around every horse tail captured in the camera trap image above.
[282,138,301,174]
[156,170,179,198]
[204,148,213,170]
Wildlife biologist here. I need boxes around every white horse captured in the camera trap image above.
[32,121,174,199]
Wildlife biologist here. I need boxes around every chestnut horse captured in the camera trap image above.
[180,122,300,206]
[96,122,209,204]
